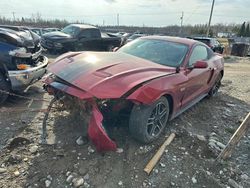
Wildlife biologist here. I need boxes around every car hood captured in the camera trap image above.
[47,52,176,98]
[0,28,38,47]
[42,31,73,40]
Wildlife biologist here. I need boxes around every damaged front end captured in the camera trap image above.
[43,75,133,152]
[0,26,48,91]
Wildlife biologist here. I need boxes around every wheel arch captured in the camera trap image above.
[127,88,175,119]
[220,70,224,77]
[163,93,174,119]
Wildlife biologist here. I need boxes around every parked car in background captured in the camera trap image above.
[41,24,122,53]
[125,34,146,43]
[0,25,48,104]
[122,32,133,39]
[188,37,224,54]
[113,32,126,37]
[43,36,224,151]
[30,27,60,36]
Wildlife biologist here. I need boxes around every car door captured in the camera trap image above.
[77,29,102,51]
[181,45,212,108]
[77,29,95,51]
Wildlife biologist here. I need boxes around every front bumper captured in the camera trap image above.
[41,39,63,50]
[44,80,118,152]
[8,56,49,91]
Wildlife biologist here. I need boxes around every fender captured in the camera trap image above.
[126,72,189,118]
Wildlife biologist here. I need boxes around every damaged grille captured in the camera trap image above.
[26,43,42,53]
[41,38,53,48]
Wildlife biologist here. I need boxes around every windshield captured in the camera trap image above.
[118,39,189,67]
[61,25,80,36]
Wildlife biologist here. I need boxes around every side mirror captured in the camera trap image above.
[193,60,208,69]
[113,47,119,52]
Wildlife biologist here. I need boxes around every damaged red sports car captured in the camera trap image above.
[43,36,224,152]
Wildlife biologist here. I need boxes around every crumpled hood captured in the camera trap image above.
[42,31,72,40]
[0,27,37,47]
[48,51,176,98]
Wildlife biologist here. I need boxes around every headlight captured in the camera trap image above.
[9,47,32,58]
[54,42,63,48]
[9,47,26,55]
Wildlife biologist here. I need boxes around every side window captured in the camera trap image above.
[79,29,100,38]
[79,30,92,38]
[189,45,208,66]
[32,29,40,35]
[91,29,101,38]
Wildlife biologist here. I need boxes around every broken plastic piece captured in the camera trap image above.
[88,102,117,152]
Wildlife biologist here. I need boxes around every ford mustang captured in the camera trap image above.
[43,36,224,152]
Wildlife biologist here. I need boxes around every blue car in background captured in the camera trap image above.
[0,25,48,104]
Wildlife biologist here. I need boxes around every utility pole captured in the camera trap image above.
[117,13,119,27]
[206,0,215,37]
[12,12,15,21]
[180,11,184,35]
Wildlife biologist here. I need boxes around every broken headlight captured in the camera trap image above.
[9,47,32,58]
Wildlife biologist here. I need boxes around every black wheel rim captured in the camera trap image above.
[146,102,168,137]
[212,77,221,96]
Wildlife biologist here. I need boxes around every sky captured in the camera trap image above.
[0,0,249,26]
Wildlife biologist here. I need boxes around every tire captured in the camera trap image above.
[208,73,222,98]
[129,97,169,143]
[0,72,10,105]
[107,45,114,52]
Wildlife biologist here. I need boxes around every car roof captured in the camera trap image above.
[188,36,214,40]
[68,24,97,29]
[141,36,199,46]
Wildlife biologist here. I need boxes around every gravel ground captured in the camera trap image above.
[0,56,249,188]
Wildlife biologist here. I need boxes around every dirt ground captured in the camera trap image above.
[0,56,249,188]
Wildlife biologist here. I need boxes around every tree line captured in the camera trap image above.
[238,22,250,37]
[0,15,244,37]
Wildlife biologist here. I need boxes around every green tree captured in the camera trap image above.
[239,22,246,37]
[245,23,250,37]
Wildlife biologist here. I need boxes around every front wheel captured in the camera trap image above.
[129,97,169,143]
[0,72,10,105]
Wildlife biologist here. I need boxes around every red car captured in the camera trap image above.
[44,36,224,152]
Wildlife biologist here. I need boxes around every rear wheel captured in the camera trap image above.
[208,73,222,97]
[0,72,10,105]
[129,97,169,143]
